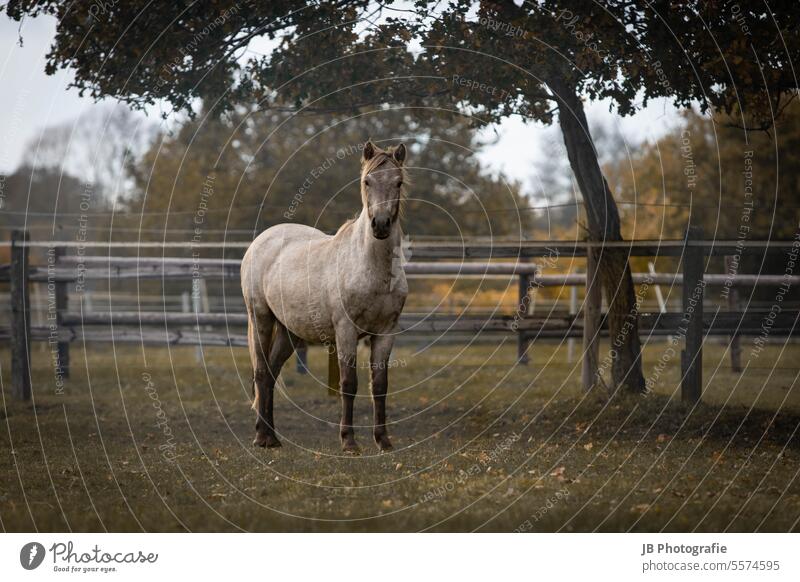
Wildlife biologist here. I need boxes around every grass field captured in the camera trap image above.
[1,338,799,532]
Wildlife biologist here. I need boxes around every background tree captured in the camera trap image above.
[610,105,800,242]
[0,164,97,224]
[19,103,155,199]
[607,103,800,301]
[8,0,800,393]
[0,164,110,264]
[127,107,531,239]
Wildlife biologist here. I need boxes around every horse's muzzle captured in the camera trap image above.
[371,216,392,239]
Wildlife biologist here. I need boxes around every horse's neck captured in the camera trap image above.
[348,209,401,273]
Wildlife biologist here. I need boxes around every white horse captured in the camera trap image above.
[241,141,408,452]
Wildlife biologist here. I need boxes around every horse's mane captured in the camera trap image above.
[336,146,408,235]
[336,217,358,235]
[361,149,407,182]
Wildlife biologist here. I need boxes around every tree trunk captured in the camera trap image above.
[548,76,645,394]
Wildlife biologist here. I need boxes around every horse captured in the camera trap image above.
[240,141,408,453]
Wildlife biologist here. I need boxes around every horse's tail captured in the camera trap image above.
[248,316,258,410]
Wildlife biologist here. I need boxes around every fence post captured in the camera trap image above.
[725,255,742,373]
[54,245,70,379]
[517,273,531,365]
[582,244,601,391]
[681,226,704,403]
[192,278,202,363]
[648,260,672,344]
[11,230,32,400]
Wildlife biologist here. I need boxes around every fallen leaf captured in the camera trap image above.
[583,442,594,451]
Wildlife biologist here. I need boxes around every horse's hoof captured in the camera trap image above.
[342,442,361,455]
[375,436,393,452]
[253,433,282,448]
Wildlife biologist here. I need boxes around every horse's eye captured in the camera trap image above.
[397,181,402,188]
[364,179,371,187]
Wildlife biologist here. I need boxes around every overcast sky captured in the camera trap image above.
[0,14,682,196]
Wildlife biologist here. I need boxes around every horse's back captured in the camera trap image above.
[250,223,328,249]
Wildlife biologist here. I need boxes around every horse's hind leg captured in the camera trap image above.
[264,322,298,439]
[252,314,298,448]
[249,307,279,448]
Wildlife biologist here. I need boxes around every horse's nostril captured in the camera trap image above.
[371,217,377,229]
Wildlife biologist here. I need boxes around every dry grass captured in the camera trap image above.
[1,338,799,532]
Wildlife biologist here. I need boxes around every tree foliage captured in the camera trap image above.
[608,103,800,242]
[7,1,798,129]
[127,107,532,238]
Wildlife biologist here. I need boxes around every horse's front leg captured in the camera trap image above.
[370,334,395,451]
[334,325,360,453]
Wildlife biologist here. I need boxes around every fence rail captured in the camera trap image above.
[3,229,799,404]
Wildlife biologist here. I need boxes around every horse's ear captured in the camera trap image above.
[393,143,406,165]
[363,140,376,162]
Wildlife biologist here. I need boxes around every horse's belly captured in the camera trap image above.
[266,285,336,344]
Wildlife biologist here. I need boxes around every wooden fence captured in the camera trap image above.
[3,228,800,404]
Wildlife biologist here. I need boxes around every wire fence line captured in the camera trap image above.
[5,199,800,219]
[1,239,798,257]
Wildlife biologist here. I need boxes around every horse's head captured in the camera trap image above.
[361,140,406,240]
